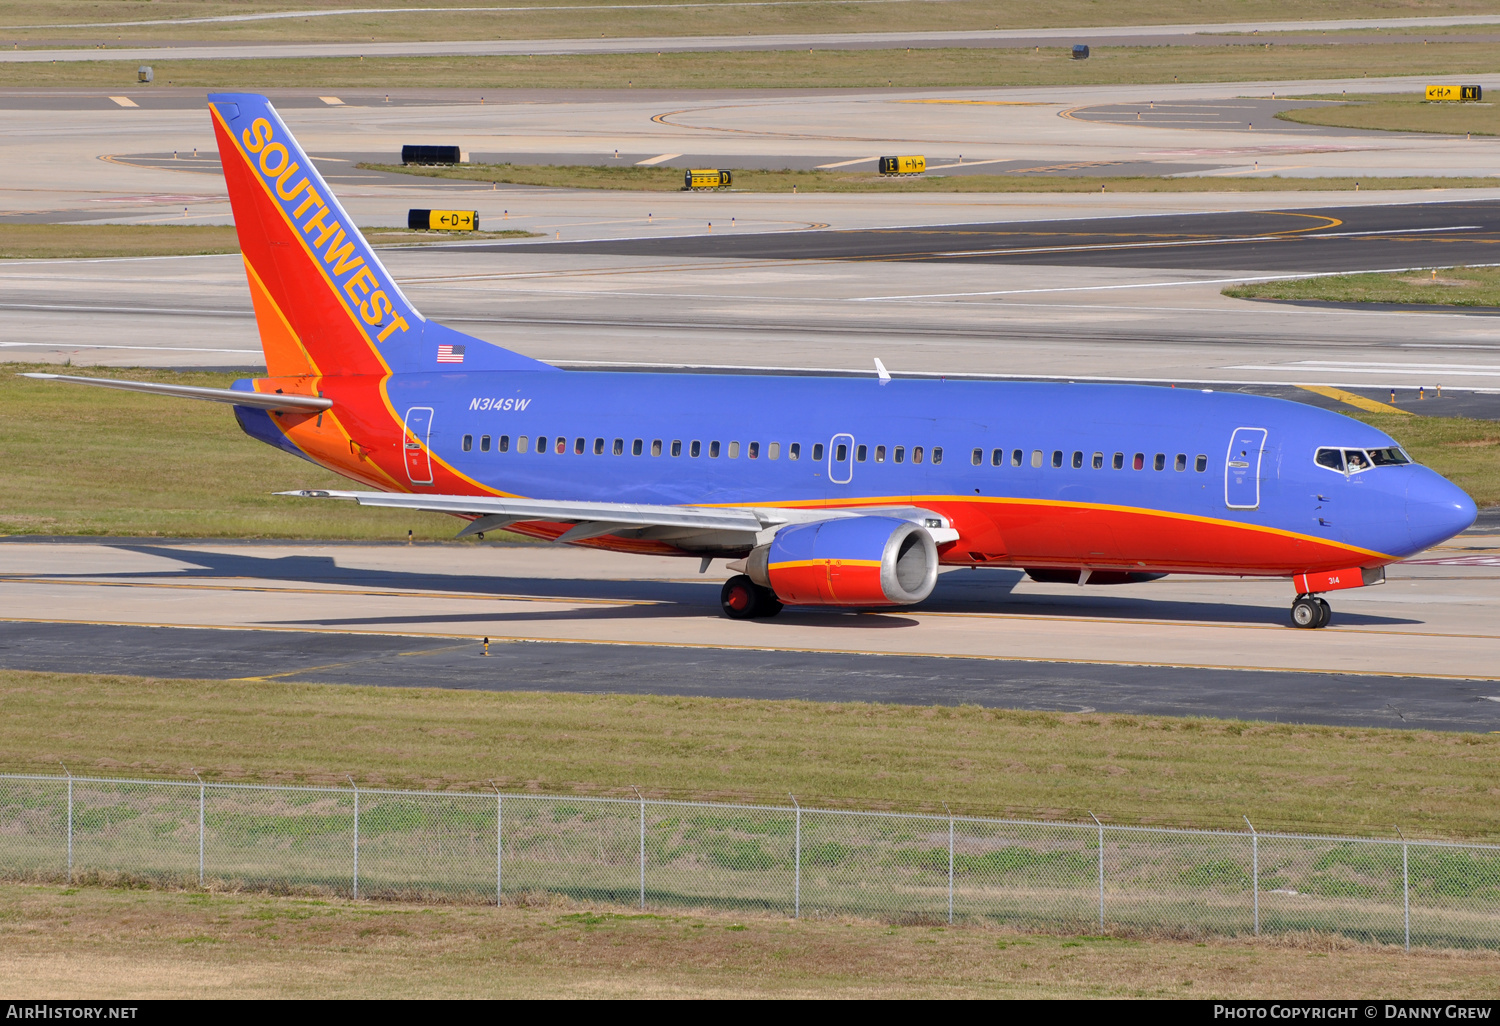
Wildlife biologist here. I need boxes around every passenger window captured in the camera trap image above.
[691,440,701,457]
[811,443,823,461]
[516,436,529,454]
[1368,446,1410,466]
[835,443,847,462]
[671,440,682,457]
[769,442,780,460]
[894,446,904,464]
[1195,454,1207,472]
[789,442,800,461]
[536,436,547,454]
[613,438,624,455]
[750,441,761,459]
[728,441,740,458]
[1175,453,1186,472]
[574,437,584,455]
[972,448,983,466]
[1113,452,1124,470]
[1031,450,1042,468]
[1012,449,1022,467]
[991,448,1003,467]
[1344,449,1371,473]
[875,445,886,463]
[556,438,567,455]
[481,435,491,453]
[912,446,924,465]
[1092,452,1103,469]
[1133,453,1145,470]
[499,435,510,453]
[651,439,662,456]
[1153,453,1165,471]
[632,439,643,456]
[1051,450,1063,468]
[855,444,866,462]
[710,441,721,457]
[932,447,942,464]
[462,434,473,452]
[1072,450,1083,469]
[593,437,604,455]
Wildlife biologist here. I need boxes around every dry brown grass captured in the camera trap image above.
[0,224,240,260]
[5,669,1500,840]
[3,881,1496,998]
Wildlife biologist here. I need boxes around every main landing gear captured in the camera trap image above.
[1290,594,1332,629]
[721,574,783,620]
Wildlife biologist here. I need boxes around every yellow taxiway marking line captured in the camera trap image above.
[0,576,652,607]
[1298,383,1413,416]
[228,642,474,682]
[5,616,1500,683]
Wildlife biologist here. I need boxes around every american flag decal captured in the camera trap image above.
[436,343,465,364]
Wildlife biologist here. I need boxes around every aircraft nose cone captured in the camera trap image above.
[1407,470,1477,553]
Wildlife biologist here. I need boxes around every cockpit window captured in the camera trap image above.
[1317,445,1412,474]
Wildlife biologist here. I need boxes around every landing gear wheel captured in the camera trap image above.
[1314,597,1332,628]
[1291,596,1324,629]
[720,575,784,619]
[721,575,759,620]
[752,584,783,619]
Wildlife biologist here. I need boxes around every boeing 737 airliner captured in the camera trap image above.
[28,94,1478,628]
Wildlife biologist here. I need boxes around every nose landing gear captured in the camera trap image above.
[720,574,783,619]
[1290,594,1332,629]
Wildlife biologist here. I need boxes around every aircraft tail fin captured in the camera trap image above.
[208,93,552,379]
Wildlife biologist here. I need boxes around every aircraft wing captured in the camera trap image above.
[280,489,961,543]
[21,373,331,413]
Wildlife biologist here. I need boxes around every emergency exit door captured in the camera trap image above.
[403,406,434,485]
[1224,426,1267,509]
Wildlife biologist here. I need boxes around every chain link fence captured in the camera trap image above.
[3,772,1497,949]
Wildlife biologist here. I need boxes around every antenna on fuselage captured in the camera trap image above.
[873,358,891,386]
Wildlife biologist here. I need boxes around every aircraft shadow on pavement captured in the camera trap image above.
[99,545,1419,629]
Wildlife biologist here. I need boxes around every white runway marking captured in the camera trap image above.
[815,156,879,169]
[635,153,683,165]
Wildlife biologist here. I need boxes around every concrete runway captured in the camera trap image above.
[2,535,1498,731]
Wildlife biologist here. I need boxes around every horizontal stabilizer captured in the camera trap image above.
[22,373,331,412]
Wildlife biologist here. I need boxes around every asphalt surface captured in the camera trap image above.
[474,200,1500,272]
[4,621,1498,732]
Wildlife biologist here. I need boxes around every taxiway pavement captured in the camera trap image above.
[2,536,1498,731]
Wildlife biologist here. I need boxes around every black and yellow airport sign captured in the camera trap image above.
[1425,84,1483,102]
[684,169,732,190]
[878,155,926,175]
[407,209,479,231]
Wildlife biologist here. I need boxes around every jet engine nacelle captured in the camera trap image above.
[745,516,939,607]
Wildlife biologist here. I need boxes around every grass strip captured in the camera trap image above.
[0,224,539,260]
[4,668,1499,839]
[6,0,1492,45]
[0,364,466,539]
[365,161,1500,193]
[0,223,240,260]
[1225,266,1500,307]
[3,364,1496,534]
[10,42,1500,89]
[1278,93,1500,136]
[4,883,1496,998]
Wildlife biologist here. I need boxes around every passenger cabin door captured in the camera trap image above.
[1224,426,1268,509]
[829,433,854,484]
[403,406,435,485]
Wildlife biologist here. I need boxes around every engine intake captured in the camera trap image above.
[746,516,938,607]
